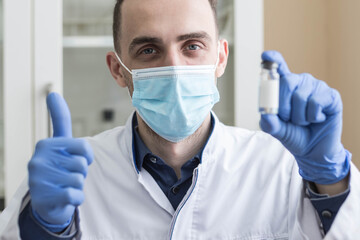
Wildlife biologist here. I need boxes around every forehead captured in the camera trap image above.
[120,0,217,45]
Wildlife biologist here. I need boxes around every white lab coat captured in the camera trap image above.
[1,113,360,240]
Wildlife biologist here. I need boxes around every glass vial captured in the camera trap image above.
[259,61,279,114]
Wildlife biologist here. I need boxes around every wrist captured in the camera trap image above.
[314,172,350,196]
[298,149,351,185]
[31,204,73,233]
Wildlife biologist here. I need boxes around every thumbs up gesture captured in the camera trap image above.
[28,93,94,230]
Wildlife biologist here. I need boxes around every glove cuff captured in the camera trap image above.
[298,149,351,185]
[31,206,73,233]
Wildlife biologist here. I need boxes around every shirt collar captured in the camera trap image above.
[131,112,215,171]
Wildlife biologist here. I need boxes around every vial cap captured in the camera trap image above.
[261,61,279,70]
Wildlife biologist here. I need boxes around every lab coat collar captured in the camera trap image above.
[124,111,220,175]
[132,112,215,172]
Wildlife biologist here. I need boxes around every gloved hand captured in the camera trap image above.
[28,92,94,230]
[260,51,350,185]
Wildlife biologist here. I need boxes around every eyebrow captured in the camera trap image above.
[177,31,212,42]
[128,31,212,54]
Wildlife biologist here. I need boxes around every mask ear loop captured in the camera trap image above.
[114,51,134,98]
[214,41,221,88]
[214,41,221,70]
[114,51,133,75]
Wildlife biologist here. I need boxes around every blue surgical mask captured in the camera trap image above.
[115,47,220,142]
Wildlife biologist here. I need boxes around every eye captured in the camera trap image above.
[141,48,157,55]
[187,44,201,51]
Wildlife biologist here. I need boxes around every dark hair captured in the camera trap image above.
[113,0,218,54]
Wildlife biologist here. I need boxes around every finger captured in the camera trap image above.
[47,92,72,138]
[308,81,342,118]
[45,138,94,165]
[65,139,94,165]
[291,91,309,126]
[259,114,286,140]
[59,188,84,206]
[260,114,310,155]
[306,81,328,123]
[307,97,326,123]
[290,74,314,126]
[262,50,291,76]
[58,155,88,176]
[59,173,85,190]
[321,88,343,116]
[278,73,302,122]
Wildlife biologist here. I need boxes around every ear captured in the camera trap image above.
[106,52,127,88]
[215,39,229,78]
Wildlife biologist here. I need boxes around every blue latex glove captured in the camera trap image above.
[260,51,350,185]
[28,92,93,231]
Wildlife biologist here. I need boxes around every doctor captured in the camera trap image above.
[1,0,360,239]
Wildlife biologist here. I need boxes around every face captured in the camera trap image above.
[107,0,229,95]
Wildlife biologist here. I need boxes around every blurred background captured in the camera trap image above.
[61,0,236,137]
[0,0,359,209]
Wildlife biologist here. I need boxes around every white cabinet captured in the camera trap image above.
[0,0,4,204]
[3,0,62,205]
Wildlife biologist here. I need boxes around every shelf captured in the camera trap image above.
[63,36,113,48]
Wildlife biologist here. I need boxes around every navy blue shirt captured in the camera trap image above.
[307,181,350,233]
[132,114,213,210]
[18,112,350,237]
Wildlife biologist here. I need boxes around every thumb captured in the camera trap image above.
[47,92,72,138]
[261,50,291,77]
[259,114,287,141]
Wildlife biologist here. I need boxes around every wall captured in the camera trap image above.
[0,0,4,199]
[264,0,360,168]
[327,1,360,169]
[264,0,327,81]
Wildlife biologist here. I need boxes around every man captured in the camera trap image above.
[1,0,359,239]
